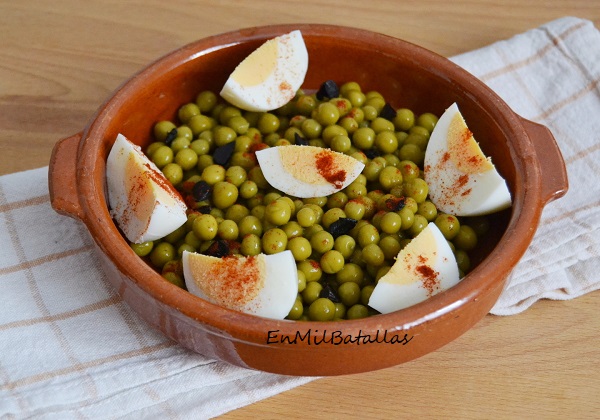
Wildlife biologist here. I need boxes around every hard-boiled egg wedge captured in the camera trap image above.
[255,145,365,198]
[424,103,512,216]
[368,223,460,314]
[106,133,187,244]
[220,30,308,112]
[182,250,297,320]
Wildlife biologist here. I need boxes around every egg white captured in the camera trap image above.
[182,250,298,320]
[255,145,365,198]
[424,103,511,216]
[220,30,308,112]
[368,223,460,314]
[106,133,187,244]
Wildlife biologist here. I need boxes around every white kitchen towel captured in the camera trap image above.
[451,16,600,315]
[1,15,599,419]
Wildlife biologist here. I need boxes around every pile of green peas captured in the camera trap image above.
[129,81,490,322]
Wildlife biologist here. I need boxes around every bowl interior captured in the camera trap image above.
[85,24,521,332]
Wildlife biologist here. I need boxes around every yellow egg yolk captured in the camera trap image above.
[123,151,156,231]
[448,113,494,174]
[379,226,443,296]
[188,254,266,310]
[231,38,278,87]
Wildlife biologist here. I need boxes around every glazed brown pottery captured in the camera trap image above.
[48,24,568,376]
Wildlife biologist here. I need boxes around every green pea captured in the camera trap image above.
[240,234,262,256]
[403,178,429,203]
[175,148,198,171]
[380,212,402,234]
[177,243,196,257]
[282,221,304,239]
[321,208,346,229]
[297,270,307,292]
[195,90,218,113]
[314,102,340,126]
[398,144,425,166]
[409,214,429,237]
[262,228,288,254]
[393,108,415,131]
[301,118,323,139]
[149,242,176,269]
[302,282,323,305]
[379,235,401,260]
[153,121,177,142]
[192,214,218,241]
[247,166,270,189]
[296,95,317,115]
[170,137,191,154]
[225,204,250,224]
[345,89,366,107]
[320,250,345,274]
[334,235,356,259]
[336,263,364,285]
[287,297,304,320]
[130,241,154,257]
[338,281,360,307]
[202,164,225,185]
[238,215,263,237]
[357,223,380,247]
[287,237,312,261]
[334,303,347,320]
[213,125,237,147]
[188,114,214,136]
[375,131,399,154]
[310,230,334,254]
[370,117,395,133]
[163,272,185,288]
[344,200,366,220]
[257,112,280,134]
[360,285,375,306]
[352,127,375,149]
[404,133,429,150]
[361,105,378,121]
[151,145,173,168]
[265,199,292,226]
[178,103,200,123]
[297,259,322,282]
[322,124,347,144]
[378,165,403,191]
[239,180,258,199]
[162,163,183,186]
[361,243,384,266]
[454,249,470,274]
[212,181,238,209]
[346,304,369,319]
[184,231,202,249]
[417,200,438,222]
[453,225,478,251]
[308,298,336,321]
[409,125,431,139]
[190,139,211,156]
[330,134,352,153]
[363,159,385,182]
[339,116,359,134]
[217,219,239,241]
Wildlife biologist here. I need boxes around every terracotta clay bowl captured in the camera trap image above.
[48,24,568,376]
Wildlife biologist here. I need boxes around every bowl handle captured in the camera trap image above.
[520,118,569,204]
[48,133,85,221]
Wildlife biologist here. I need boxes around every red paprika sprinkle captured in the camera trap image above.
[315,150,347,188]
[415,263,441,297]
